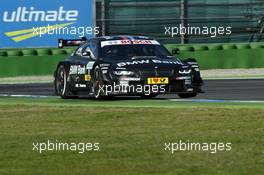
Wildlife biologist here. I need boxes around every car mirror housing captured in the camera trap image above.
[172,48,180,55]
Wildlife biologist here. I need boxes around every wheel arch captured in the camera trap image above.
[54,61,71,77]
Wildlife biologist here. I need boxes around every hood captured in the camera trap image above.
[111,57,186,69]
[106,56,191,77]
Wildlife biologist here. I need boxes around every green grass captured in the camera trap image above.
[0,97,263,175]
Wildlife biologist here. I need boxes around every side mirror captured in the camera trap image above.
[172,48,180,55]
[82,51,91,57]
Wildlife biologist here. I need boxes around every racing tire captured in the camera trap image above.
[178,93,197,98]
[55,65,77,99]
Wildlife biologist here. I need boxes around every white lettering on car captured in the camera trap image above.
[117,59,183,67]
[69,65,85,75]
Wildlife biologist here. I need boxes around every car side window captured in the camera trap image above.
[90,41,97,57]
[75,43,88,56]
[83,41,97,60]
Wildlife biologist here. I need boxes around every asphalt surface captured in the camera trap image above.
[0,79,263,100]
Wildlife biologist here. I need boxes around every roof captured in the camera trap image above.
[96,35,153,41]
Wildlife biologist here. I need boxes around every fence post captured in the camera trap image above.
[180,0,188,44]
[101,0,106,36]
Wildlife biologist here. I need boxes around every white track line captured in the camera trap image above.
[0,94,57,98]
[169,99,264,103]
[0,94,264,103]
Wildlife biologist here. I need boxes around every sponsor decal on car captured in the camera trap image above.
[99,64,110,67]
[75,84,87,88]
[152,59,183,65]
[147,77,169,85]
[69,65,85,75]
[86,61,95,70]
[117,59,183,67]
[84,74,91,81]
[119,77,141,81]
[115,67,126,70]
[117,59,150,67]
[101,40,160,47]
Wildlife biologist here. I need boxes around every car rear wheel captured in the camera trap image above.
[178,93,197,98]
[55,65,76,99]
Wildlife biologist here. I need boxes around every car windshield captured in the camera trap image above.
[101,44,172,60]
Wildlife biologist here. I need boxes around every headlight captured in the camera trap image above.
[113,71,135,76]
[179,69,192,74]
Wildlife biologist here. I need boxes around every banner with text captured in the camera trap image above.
[0,0,96,48]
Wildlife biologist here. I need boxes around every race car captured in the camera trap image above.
[54,35,203,99]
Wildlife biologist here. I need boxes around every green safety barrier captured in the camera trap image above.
[0,56,64,77]
[0,48,73,77]
[0,43,264,77]
[165,43,264,70]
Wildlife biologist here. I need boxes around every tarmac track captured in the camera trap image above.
[0,79,263,101]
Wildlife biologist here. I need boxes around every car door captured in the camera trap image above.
[69,40,98,89]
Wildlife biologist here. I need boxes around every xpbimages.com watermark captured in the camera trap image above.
[164,24,232,38]
[33,25,100,37]
[95,82,166,96]
[164,140,232,154]
[32,140,100,154]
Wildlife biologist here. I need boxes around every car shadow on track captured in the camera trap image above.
[77,95,171,101]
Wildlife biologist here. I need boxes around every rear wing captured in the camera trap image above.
[58,37,87,48]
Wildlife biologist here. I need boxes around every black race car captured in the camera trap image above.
[54,36,203,99]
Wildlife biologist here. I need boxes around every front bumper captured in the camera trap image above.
[103,76,203,95]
